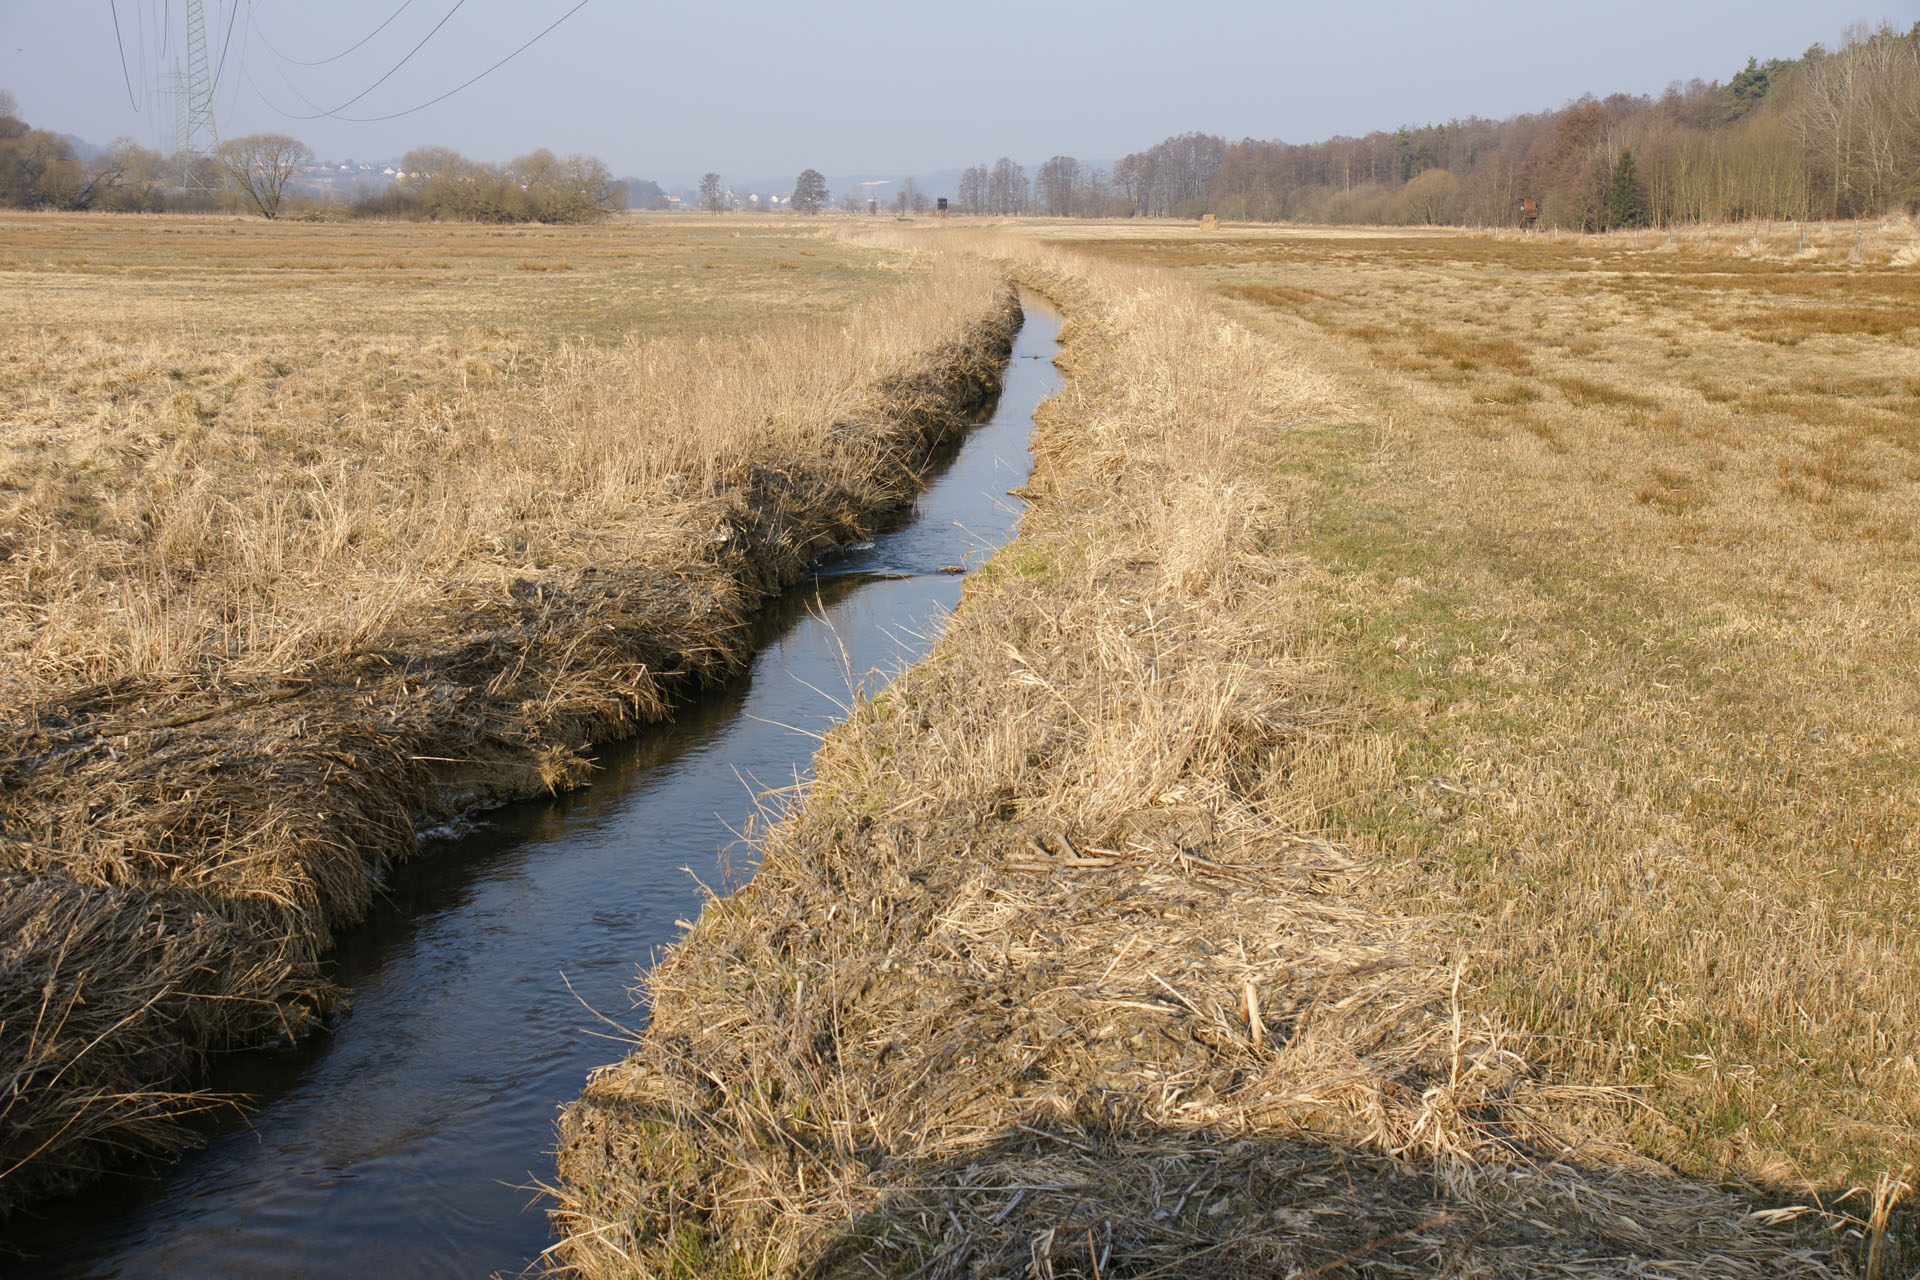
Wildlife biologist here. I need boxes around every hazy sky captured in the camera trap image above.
[3,1,1913,187]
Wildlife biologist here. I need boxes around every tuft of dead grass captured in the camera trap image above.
[549,237,1837,1278]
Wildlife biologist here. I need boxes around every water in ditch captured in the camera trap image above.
[9,299,1062,1279]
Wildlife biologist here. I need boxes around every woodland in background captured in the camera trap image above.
[0,90,622,224]
[0,90,177,212]
[957,24,1920,229]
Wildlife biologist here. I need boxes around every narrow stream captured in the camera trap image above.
[10,299,1062,1279]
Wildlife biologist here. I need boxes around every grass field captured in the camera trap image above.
[0,210,1015,1211]
[553,221,1914,1278]
[10,208,1915,1264]
[0,212,897,343]
[1058,220,1920,1203]
[0,213,924,703]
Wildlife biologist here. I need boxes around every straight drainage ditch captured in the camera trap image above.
[7,298,1062,1280]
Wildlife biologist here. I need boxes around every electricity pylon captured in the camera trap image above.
[179,0,219,190]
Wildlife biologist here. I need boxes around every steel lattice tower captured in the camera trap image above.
[165,67,189,158]
[180,0,219,185]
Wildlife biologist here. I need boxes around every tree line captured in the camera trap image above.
[10,23,1914,230]
[671,25,1917,230]
[942,133,1315,220]
[0,90,175,212]
[357,146,623,223]
[1094,23,1920,229]
[942,24,1917,229]
[0,92,625,224]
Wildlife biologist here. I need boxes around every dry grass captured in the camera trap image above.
[0,212,947,701]
[1051,221,1920,1257]
[0,212,1018,1211]
[0,211,892,343]
[550,236,1848,1278]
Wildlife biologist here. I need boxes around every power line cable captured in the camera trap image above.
[250,0,423,68]
[218,4,249,124]
[260,0,468,120]
[243,60,307,120]
[110,0,141,109]
[247,12,332,116]
[333,0,591,123]
[241,4,342,123]
[211,0,242,93]
[135,0,148,111]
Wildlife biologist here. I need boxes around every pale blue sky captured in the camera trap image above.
[1,1,1911,185]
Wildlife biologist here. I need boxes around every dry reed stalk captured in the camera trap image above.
[549,240,1838,1277]
[0,236,1018,1214]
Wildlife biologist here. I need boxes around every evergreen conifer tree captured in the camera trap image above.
[1607,149,1645,229]
[790,169,829,214]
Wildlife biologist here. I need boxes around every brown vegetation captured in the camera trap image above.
[353,146,625,223]
[0,92,170,213]
[945,26,1920,228]
[0,215,1016,1211]
[0,90,624,224]
[549,234,1869,1277]
[1062,220,1920,1254]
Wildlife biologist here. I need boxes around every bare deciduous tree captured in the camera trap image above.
[0,100,82,209]
[1399,167,1460,224]
[957,164,988,214]
[216,133,312,219]
[401,145,466,188]
[987,157,1026,215]
[1037,155,1081,216]
[1789,24,1920,216]
[699,172,726,213]
[78,138,164,211]
[509,149,622,222]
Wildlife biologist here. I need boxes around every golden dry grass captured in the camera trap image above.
[0,211,1018,1211]
[0,211,896,342]
[550,234,1858,1278]
[1055,221,1920,1230]
[0,212,942,703]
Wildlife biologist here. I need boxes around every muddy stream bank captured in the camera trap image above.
[8,300,1063,1279]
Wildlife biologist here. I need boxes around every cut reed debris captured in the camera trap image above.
[550,240,1835,1277]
